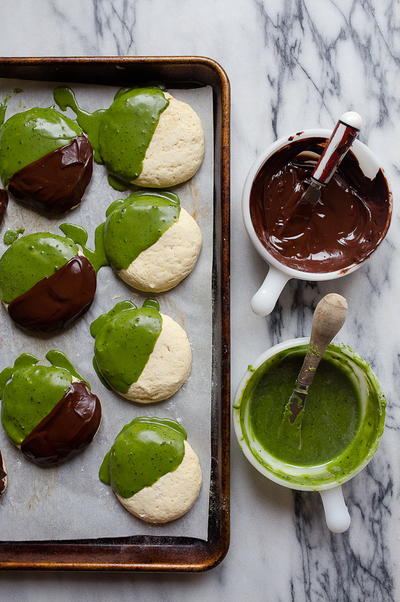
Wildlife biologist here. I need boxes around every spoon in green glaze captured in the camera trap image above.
[279,293,348,448]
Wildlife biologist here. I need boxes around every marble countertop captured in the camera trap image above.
[1,0,400,600]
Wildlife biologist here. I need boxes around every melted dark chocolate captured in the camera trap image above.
[250,137,391,273]
[21,382,101,466]
[8,135,93,215]
[0,451,6,495]
[8,255,96,332]
[0,189,8,224]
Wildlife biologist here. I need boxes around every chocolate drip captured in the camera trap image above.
[250,137,391,273]
[8,135,93,215]
[8,255,96,332]
[0,452,6,495]
[0,190,8,224]
[21,382,101,466]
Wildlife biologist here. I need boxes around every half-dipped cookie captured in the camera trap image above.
[0,451,7,496]
[102,191,202,292]
[91,299,191,403]
[54,87,204,189]
[100,417,202,523]
[0,350,101,466]
[0,227,97,332]
[0,107,92,215]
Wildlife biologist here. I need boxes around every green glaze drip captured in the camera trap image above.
[59,222,108,272]
[0,96,10,127]
[90,299,162,394]
[53,87,104,163]
[0,107,82,185]
[107,174,129,191]
[1,356,73,445]
[99,417,186,498]
[0,232,78,303]
[53,87,169,185]
[45,350,88,387]
[103,190,180,270]
[3,228,25,245]
[237,344,386,488]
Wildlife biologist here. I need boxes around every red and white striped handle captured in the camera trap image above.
[312,111,362,185]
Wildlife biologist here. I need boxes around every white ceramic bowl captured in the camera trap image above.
[242,130,392,316]
[233,337,386,533]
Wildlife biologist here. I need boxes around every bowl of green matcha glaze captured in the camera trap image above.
[233,338,386,533]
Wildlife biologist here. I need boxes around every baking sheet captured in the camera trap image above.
[0,79,213,541]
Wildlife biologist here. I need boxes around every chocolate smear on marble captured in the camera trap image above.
[250,137,391,273]
[8,255,96,332]
[0,452,7,495]
[8,135,93,215]
[21,382,101,466]
[0,189,8,224]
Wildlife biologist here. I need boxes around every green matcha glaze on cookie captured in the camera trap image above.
[99,417,186,498]
[103,190,180,270]
[0,352,77,445]
[0,232,78,303]
[53,87,169,186]
[90,299,162,394]
[0,107,82,185]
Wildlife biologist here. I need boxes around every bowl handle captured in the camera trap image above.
[251,267,289,316]
[320,486,351,533]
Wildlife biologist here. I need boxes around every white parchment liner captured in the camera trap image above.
[0,80,213,541]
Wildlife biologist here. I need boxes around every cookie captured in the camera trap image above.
[0,226,97,332]
[0,351,101,466]
[100,417,202,523]
[91,299,191,403]
[102,191,202,292]
[0,107,92,214]
[54,87,204,189]
[132,93,205,188]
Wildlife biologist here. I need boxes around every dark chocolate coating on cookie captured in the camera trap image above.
[21,382,101,466]
[0,452,6,495]
[8,135,93,215]
[8,255,96,332]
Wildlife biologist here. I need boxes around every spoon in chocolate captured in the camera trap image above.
[279,293,348,449]
[301,111,362,204]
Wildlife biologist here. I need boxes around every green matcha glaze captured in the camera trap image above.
[3,228,25,245]
[99,417,186,498]
[90,299,162,394]
[250,353,360,465]
[0,96,10,127]
[59,222,108,272]
[103,190,180,270]
[237,344,386,488]
[0,232,78,303]
[53,87,169,185]
[45,350,88,387]
[0,107,82,185]
[0,351,83,445]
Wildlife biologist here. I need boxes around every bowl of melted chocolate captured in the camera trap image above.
[243,130,392,316]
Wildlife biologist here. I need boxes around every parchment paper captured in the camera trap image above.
[0,79,213,541]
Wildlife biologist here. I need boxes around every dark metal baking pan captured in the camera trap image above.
[0,56,230,572]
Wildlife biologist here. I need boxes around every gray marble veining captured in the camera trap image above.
[1,0,400,600]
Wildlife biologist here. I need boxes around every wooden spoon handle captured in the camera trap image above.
[297,293,348,388]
